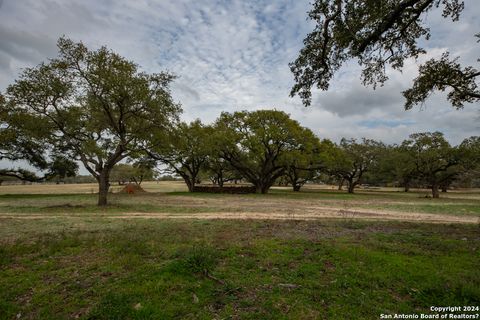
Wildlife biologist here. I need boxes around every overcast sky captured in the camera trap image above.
[1,0,479,147]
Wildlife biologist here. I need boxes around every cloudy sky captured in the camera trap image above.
[1,0,479,146]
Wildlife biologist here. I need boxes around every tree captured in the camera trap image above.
[455,136,480,188]
[215,110,316,194]
[205,157,240,187]
[402,132,460,198]
[376,144,417,191]
[0,94,51,181]
[110,160,156,185]
[110,164,137,185]
[290,0,478,109]
[145,120,212,192]
[283,136,326,191]
[328,138,384,193]
[47,155,79,184]
[131,159,157,185]
[404,49,480,109]
[0,101,78,183]
[458,136,480,168]
[3,37,181,205]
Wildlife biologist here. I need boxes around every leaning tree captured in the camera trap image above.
[2,37,181,205]
[290,0,479,109]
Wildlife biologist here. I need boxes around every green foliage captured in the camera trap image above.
[110,164,138,185]
[2,37,181,205]
[401,132,460,197]
[404,52,480,109]
[47,155,78,183]
[204,157,240,187]
[283,137,329,191]
[374,144,418,189]
[146,119,213,191]
[290,0,477,110]
[327,138,385,193]
[214,110,318,193]
[110,161,156,185]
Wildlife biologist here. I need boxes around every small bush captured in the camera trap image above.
[181,243,218,276]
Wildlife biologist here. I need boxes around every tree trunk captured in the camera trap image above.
[338,178,344,190]
[261,185,270,194]
[293,184,301,192]
[431,184,440,198]
[255,182,270,194]
[403,181,410,192]
[97,171,110,206]
[441,185,447,193]
[184,178,195,192]
[347,180,355,194]
[217,172,224,187]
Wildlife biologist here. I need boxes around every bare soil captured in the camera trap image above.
[1,193,477,224]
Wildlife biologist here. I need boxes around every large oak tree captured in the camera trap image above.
[214,110,316,194]
[2,37,181,205]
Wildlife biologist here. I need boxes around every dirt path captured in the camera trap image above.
[1,207,478,224]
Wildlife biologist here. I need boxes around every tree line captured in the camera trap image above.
[1,38,479,206]
[146,116,479,199]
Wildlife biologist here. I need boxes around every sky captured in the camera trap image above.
[0,0,479,148]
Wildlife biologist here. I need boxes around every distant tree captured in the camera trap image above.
[63,175,97,184]
[284,160,317,192]
[2,37,180,205]
[402,132,460,198]
[328,138,385,193]
[283,136,326,191]
[47,155,79,184]
[131,158,157,185]
[377,145,417,191]
[205,157,240,187]
[110,160,156,186]
[290,0,478,110]
[215,110,315,194]
[458,136,480,169]
[146,120,212,192]
[110,164,137,185]
[455,136,480,188]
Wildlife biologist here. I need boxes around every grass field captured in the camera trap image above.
[0,182,479,319]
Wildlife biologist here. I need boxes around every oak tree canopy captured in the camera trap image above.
[290,0,479,109]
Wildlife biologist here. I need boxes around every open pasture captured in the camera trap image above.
[0,182,479,319]
[0,182,478,228]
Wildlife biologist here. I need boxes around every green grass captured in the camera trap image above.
[1,219,479,319]
[0,184,479,218]
[0,185,479,318]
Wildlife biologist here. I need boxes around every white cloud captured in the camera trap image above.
[0,0,478,153]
